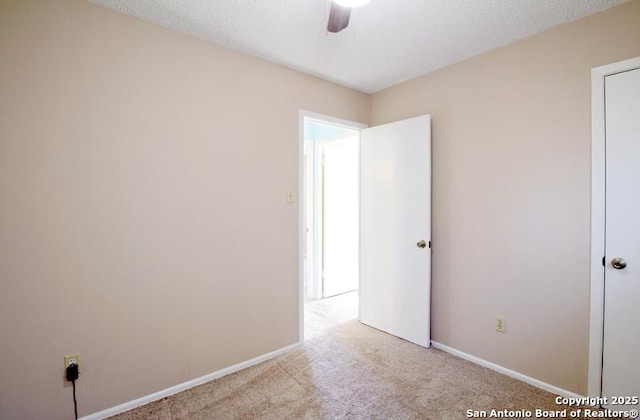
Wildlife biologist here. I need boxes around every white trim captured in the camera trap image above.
[431,341,584,400]
[298,110,367,343]
[588,56,640,398]
[298,111,306,344]
[80,343,301,420]
[301,110,368,132]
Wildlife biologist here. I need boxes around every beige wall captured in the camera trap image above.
[0,1,368,418]
[371,0,640,395]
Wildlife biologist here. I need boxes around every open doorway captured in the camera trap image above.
[301,114,364,340]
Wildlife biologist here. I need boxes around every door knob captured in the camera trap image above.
[611,258,627,270]
[417,240,427,249]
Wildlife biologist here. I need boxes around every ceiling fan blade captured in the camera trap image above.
[327,1,351,33]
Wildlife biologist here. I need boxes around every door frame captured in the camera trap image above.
[298,110,367,343]
[589,56,640,398]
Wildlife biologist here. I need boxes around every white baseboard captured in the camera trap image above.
[81,342,301,420]
[430,341,584,400]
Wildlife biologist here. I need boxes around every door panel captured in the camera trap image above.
[322,136,360,297]
[359,115,431,348]
[602,67,640,409]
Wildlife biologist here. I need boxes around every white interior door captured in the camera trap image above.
[602,67,640,409]
[322,136,360,297]
[359,115,431,348]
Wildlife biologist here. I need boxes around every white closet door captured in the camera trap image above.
[602,67,640,410]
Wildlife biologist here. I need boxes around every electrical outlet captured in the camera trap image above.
[64,354,81,372]
[496,316,506,333]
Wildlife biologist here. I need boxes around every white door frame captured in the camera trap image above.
[589,56,640,398]
[298,110,367,343]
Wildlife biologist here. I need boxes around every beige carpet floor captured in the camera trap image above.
[110,294,588,419]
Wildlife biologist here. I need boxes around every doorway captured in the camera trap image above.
[298,111,432,345]
[301,113,364,340]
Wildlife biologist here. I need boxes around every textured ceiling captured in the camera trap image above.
[87,0,628,93]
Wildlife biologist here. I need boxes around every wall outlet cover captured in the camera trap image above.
[64,354,81,372]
